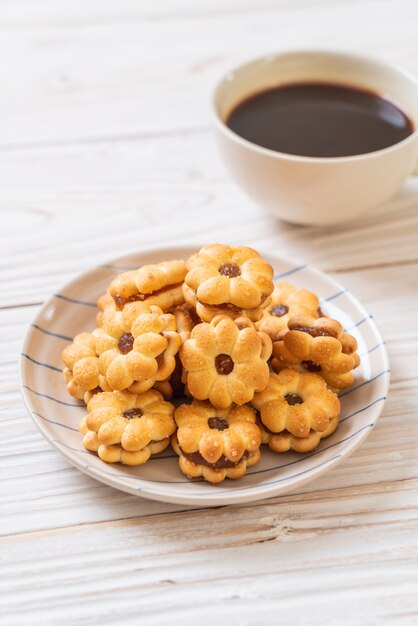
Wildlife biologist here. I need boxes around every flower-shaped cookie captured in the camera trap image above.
[271,315,360,392]
[252,368,340,443]
[258,415,339,453]
[172,401,261,483]
[109,259,186,310]
[180,314,272,408]
[95,304,182,393]
[256,282,320,341]
[78,389,175,465]
[62,332,108,400]
[183,244,274,322]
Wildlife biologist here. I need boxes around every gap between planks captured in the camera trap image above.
[3,476,418,540]
[0,125,211,153]
[330,257,418,274]
[0,0,394,33]
[0,301,44,311]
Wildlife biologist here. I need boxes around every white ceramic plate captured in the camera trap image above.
[20,246,390,506]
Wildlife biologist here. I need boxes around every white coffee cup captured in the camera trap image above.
[212,50,418,226]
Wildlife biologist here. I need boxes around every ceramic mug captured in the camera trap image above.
[212,50,418,226]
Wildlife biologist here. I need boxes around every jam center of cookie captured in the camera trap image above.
[123,408,143,419]
[113,282,183,309]
[118,333,135,354]
[270,304,289,317]
[180,448,249,469]
[302,360,322,372]
[292,325,333,338]
[208,417,229,431]
[156,352,165,368]
[219,263,241,278]
[284,393,303,405]
[215,354,234,375]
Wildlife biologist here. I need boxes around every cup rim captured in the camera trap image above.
[211,49,418,164]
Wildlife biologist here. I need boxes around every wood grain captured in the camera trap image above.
[0,0,417,146]
[2,481,418,625]
[1,133,418,307]
[1,0,418,624]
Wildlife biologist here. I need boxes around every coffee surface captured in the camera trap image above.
[226,82,414,157]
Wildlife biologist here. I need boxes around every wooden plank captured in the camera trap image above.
[0,0,398,29]
[2,480,418,625]
[0,133,418,307]
[0,0,416,146]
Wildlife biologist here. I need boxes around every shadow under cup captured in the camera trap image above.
[212,50,418,226]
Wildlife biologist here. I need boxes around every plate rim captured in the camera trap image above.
[20,245,390,506]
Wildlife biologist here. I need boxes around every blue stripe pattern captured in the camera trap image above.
[54,293,96,307]
[23,385,82,407]
[31,324,72,342]
[33,411,78,432]
[321,289,347,303]
[220,455,343,492]
[358,342,385,357]
[21,353,62,372]
[274,264,306,280]
[339,397,386,423]
[339,370,390,397]
[92,455,342,487]
[344,315,373,332]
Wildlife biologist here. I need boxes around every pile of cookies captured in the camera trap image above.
[61,244,360,484]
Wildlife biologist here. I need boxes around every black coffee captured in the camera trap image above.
[226,82,414,157]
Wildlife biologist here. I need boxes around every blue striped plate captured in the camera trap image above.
[20,246,389,506]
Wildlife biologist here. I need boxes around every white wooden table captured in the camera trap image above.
[2,1,418,624]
